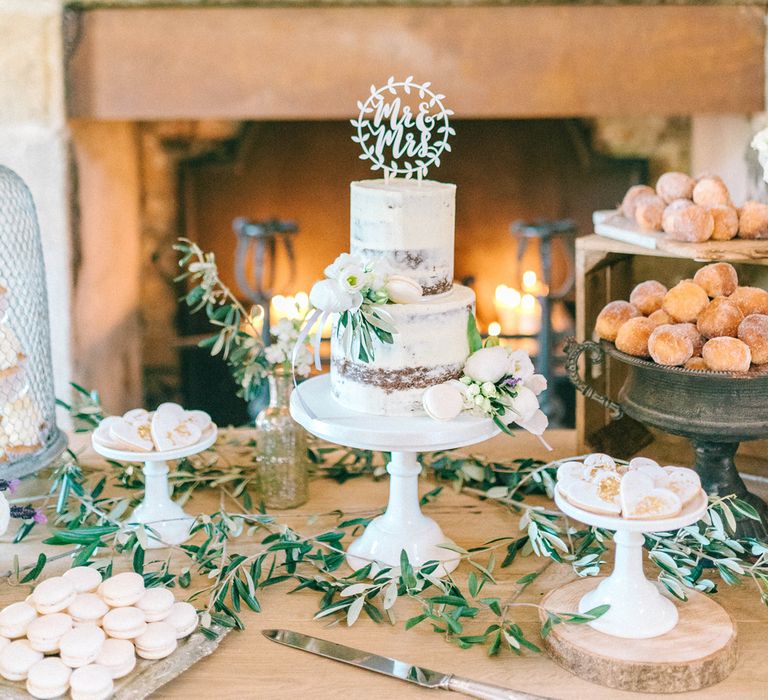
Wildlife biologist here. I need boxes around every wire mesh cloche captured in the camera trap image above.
[0,165,66,478]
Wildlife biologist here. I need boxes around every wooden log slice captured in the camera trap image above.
[539,577,737,693]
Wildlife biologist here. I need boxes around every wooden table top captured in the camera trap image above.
[2,429,766,699]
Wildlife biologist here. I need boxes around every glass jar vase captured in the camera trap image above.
[255,368,309,508]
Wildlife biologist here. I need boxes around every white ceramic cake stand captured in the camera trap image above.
[91,427,217,549]
[290,374,499,575]
[554,485,708,639]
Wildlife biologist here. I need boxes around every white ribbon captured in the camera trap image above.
[291,308,330,420]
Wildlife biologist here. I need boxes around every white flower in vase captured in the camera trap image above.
[264,344,287,365]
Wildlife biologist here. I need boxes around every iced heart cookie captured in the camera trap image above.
[565,472,622,516]
[621,470,681,520]
[156,402,186,423]
[108,418,153,452]
[628,457,670,488]
[150,410,201,452]
[123,408,149,425]
[664,467,702,507]
[185,409,212,432]
[583,453,621,482]
[92,417,125,451]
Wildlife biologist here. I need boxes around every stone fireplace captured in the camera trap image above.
[1,2,765,420]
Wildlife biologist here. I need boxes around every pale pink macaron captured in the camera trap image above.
[68,594,109,627]
[95,638,136,679]
[97,572,145,607]
[26,612,73,653]
[25,657,72,699]
[134,621,177,660]
[70,663,114,700]
[62,566,103,594]
[0,636,9,653]
[59,624,105,668]
[0,601,37,638]
[136,587,175,622]
[0,639,44,681]
[102,606,147,640]
[165,601,198,639]
[31,577,76,615]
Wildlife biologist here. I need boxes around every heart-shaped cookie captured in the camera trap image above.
[628,457,669,488]
[621,470,681,520]
[565,474,622,516]
[664,467,701,507]
[156,402,186,423]
[93,416,127,450]
[583,453,618,482]
[123,408,149,425]
[185,409,212,432]
[556,461,585,497]
[109,417,154,452]
[151,410,202,452]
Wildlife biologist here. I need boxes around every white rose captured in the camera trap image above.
[466,383,481,397]
[337,263,370,293]
[511,385,540,422]
[422,381,465,421]
[515,409,548,436]
[480,381,497,397]
[524,374,547,396]
[385,275,423,304]
[324,252,363,279]
[464,346,511,384]
[508,348,535,381]
[309,279,362,313]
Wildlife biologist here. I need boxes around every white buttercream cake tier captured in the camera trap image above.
[350,178,455,296]
[330,284,474,415]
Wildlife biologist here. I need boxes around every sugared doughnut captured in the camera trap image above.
[648,309,673,327]
[595,301,641,341]
[729,286,768,316]
[662,280,709,322]
[737,314,768,364]
[696,297,744,338]
[615,317,656,358]
[702,337,751,373]
[738,201,768,239]
[662,199,693,233]
[621,185,657,219]
[693,262,738,297]
[683,357,709,371]
[634,194,665,231]
[648,324,694,366]
[674,322,704,356]
[629,280,667,315]
[656,172,695,204]
[692,177,731,207]
[663,203,714,242]
[708,205,739,241]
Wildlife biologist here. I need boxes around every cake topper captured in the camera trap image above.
[351,76,455,181]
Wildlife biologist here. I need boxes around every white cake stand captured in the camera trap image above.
[91,426,217,549]
[554,485,708,639]
[290,374,499,575]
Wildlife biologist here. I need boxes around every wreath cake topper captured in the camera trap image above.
[351,76,455,180]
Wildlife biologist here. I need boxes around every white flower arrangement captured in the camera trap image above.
[752,128,768,184]
[266,317,313,377]
[422,318,549,440]
[307,252,422,363]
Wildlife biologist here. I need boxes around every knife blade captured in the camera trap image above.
[262,629,551,700]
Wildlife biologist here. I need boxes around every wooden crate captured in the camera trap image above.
[575,233,768,477]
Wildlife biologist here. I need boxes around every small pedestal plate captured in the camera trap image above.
[91,427,217,549]
[540,486,737,693]
[290,374,499,574]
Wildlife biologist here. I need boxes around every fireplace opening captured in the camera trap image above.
[154,119,650,427]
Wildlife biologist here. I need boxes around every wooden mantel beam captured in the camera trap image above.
[66,6,765,119]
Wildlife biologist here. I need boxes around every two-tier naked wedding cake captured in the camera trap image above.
[330,178,475,416]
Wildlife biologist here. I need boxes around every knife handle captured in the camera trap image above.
[444,675,550,700]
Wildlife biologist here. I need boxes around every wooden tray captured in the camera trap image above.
[593,210,768,262]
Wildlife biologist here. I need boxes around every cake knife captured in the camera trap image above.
[262,629,551,700]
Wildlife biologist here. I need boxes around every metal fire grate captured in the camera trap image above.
[0,165,66,478]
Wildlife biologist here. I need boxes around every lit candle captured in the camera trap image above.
[518,293,542,336]
[494,284,522,335]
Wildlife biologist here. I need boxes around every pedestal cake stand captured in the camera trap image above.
[290,374,499,575]
[91,427,217,549]
[540,486,737,693]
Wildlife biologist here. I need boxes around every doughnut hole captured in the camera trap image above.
[615,317,656,357]
[693,262,738,297]
[629,280,667,316]
[621,185,656,219]
[656,172,695,204]
[737,314,768,364]
[662,280,709,322]
[648,324,694,366]
[595,301,641,342]
[729,286,768,316]
[738,201,768,239]
[708,205,739,241]
[702,337,752,373]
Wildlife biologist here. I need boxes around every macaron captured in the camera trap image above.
[0,601,37,638]
[26,612,73,653]
[136,587,175,622]
[70,664,114,700]
[102,606,147,640]
[165,601,198,639]
[95,638,136,679]
[97,571,144,607]
[25,657,72,699]
[134,621,177,660]
[68,594,109,627]
[59,625,105,668]
[31,576,76,614]
[62,567,102,594]
[0,639,44,681]
[0,636,9,652]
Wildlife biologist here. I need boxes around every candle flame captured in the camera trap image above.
[488,321,501,337]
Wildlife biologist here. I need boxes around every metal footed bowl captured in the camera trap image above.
[565,338,768,538]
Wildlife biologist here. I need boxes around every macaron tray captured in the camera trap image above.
[0,568,227,699]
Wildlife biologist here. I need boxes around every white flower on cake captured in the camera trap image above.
[309,279,362,314]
